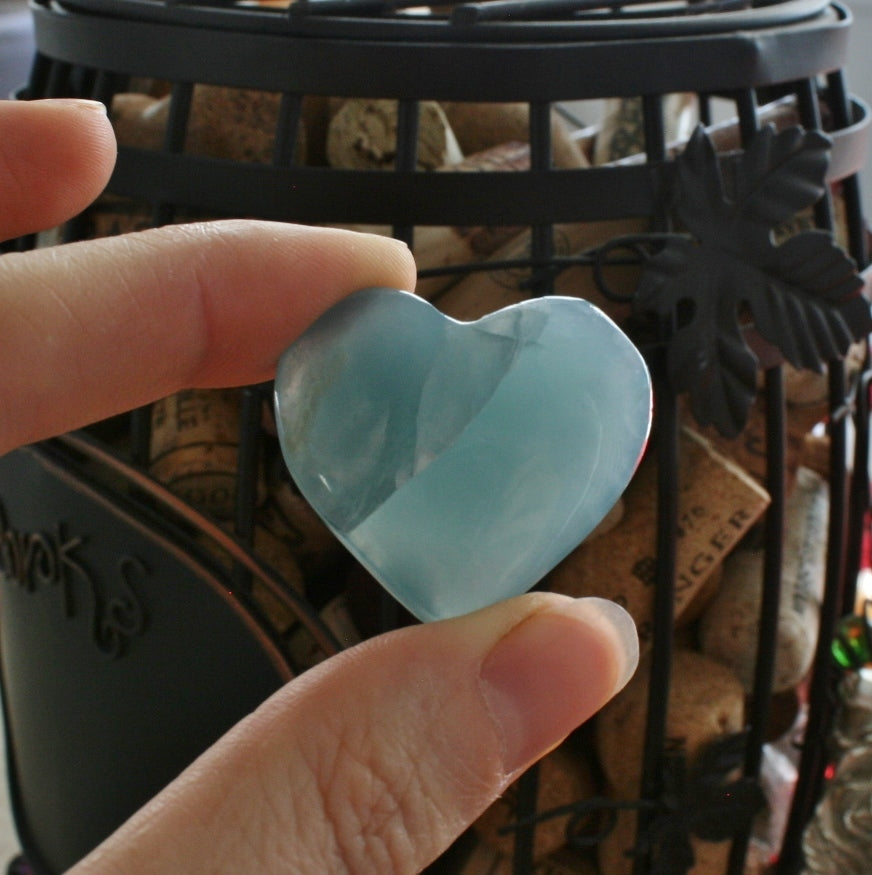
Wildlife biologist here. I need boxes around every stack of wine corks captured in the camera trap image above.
[546,427,771,646]
[80,82,848,871]
[149,388,245,522]
[471,746,599,866]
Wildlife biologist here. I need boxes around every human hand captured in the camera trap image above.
[1,98,639,873]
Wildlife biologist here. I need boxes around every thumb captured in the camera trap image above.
[70,593,638,874]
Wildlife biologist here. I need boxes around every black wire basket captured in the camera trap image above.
[2,0,871,872]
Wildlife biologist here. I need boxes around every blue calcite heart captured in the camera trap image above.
[274,288,651,622]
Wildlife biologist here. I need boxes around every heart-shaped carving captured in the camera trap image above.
[275,288,651,622]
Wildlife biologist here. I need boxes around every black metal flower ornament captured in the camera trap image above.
[630,732,766,874]
[634,124,871,438]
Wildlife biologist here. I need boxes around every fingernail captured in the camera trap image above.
[478,597,639,775]
[44,98,107,114]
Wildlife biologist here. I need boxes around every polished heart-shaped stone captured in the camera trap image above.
[274,288,652,622]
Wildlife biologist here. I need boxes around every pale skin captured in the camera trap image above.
[0,97,640,873]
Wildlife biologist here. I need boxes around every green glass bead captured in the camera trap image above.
[833,614,872,670]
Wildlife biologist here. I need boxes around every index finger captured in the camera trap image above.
[0,220,416,455]
[0,98,117,239]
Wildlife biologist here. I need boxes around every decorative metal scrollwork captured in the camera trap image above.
[499,732,765,874]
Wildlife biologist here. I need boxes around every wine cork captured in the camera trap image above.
[593,94,696,165]
[250,580,301,638]
[800,430,830,481]
[601,94,801,170]
[780,339,866,411]
[473,747,597,861]
[699,466,828,693]
[546,427,770,646]
[704,96,799,153]
[440,102,589,169]
[596,650,744,873]
[327,99,463,170]
[335,219,525,302]
[149,389,243,520]
[188,85,306,164]
[250,524,306,595]
[457,839,510,875]
[110,92,167,149]
[443,139,530,174]
[457,841,597,875]
[766,686,802,743]
[680,392,811,496]
[676,562,724,627]
[257,479,347,585]
[595,648,746,797]
[531,847,598,875]
[432,217,647,324]
[112,86,306,164]
[587,497,625,541]
[287,592,362,669]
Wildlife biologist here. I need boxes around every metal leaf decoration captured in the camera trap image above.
[636,124,871,438]
[641,732,766,874]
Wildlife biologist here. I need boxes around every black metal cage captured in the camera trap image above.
[1,0,871,872]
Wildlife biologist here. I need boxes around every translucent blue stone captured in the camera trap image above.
[275,288,652,622]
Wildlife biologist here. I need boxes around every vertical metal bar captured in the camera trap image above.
[274,92,304,166]
[825,67,869,630]
[827,69,869,268]
[23,52,52,100]
[392,99,419,249]
[796,78,835,232]
[162,82,193,154]
[698,93,712,128]
[722,87,774,875]
[633,342,679,875]
[153,81,194,227]
[528,100,554,297]
[632,91,678,875]
[129,407,152,467]
[727,366,786,875]
[374,97,421,631]
[77,67,98,101]
[378,590,400,634]
[734,87,759,146]
[44,60,71,97]
[776,70,867,871]
[12,232,37,253]
[844,368,872,616]
[89,69,120,107]
[641,93,666,164]
[511,768,539,875]
[778,359,851,872]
